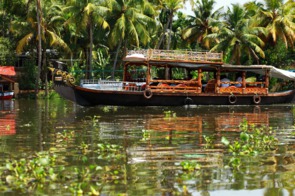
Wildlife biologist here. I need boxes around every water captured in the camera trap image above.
[0,99,294,195]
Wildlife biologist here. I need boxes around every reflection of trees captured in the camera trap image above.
[125,106,295,194]
[2,103,295,195]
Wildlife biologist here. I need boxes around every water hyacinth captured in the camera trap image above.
[221,119,279,169]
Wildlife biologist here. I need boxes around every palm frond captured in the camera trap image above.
[16,33,34,54]
[47,30,71,54]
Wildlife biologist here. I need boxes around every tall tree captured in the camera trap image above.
[108,0,156,78]
[64,0,109,79]
[10,0,70,94]
[156,0,184,49]
[182,0,223,50]
[36,0,42,95]
[255,0,295,48]
[207,4,265,65]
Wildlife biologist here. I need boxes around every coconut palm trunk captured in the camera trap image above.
[112,38,122,79]
[166,14,174,50]
[88,19,93,79]
[42,45,48,97]
[35,0,42,96]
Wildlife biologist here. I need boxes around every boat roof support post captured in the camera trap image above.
[146,62,151,86]
[165,65,170,80]
[265,69,269,88]
[123,63,127,81]
[198,69,202,87]
[242,71,246,88]
[216,69,221,93]
[216,69,221,87]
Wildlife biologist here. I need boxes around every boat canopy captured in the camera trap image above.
[221,64,295,81]
[0,66,16,76]
[123,51,295,81]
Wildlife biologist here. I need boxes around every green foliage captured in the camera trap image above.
[221,119,278,169]
[0,139,126,194]
[1,0,295,87]
[2,151,58,190]
[262,40,293,68]
[0,37,14,64]
[164,110,176,118]
[18,59,36,90]
[141,129,151,141]
[203,135,214,148]
[180,160,200,172]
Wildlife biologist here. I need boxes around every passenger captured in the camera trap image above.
[235,74,242,87]
[220,75,230,87]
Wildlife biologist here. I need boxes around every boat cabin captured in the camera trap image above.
[122,50,272,96]
[0,66,18,98]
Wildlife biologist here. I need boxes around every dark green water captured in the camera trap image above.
[0,98,294,195]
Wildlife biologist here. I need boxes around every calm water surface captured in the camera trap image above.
[0,98,295,195]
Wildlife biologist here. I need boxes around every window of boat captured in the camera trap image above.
[201,71,215,83]
[126,65,147,82]
[151,67,196,80]
[151,66,167,80]
[171,67,187,80]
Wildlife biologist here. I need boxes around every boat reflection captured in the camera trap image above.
[118,106,292,163]
[0,100,16,136]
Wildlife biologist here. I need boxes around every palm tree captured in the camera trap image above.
[207,4,265,65]
[36,0,42,95]
[182,0,223,50]
[255,0,295,48]
[156,0,184,49]
[108,0,156,78]
[10,0,70,94]
[64,0,110,79]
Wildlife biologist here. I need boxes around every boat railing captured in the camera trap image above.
[218,81,268,94]
[126,49,223,63]
[148,79,202,93]
[80,79,145,92]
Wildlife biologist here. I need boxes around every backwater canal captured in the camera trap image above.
[0,98,294,195]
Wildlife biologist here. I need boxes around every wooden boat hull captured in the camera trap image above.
[0,92,14,100]
[54,82,295,106]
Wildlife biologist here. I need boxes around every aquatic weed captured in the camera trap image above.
[163,110,176,119]
[83,115,101,126]
[221,119,278,169]
[1,151,58,191]
[180,160,201,172]
[203,135,215,148]
[141,129,151,141]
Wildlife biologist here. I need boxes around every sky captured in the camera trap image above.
[182,0,257,15]
[214,0,251,10]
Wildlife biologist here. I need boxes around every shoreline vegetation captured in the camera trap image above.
[0,0,294,95]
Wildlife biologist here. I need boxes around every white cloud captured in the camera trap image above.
[182,0,261,16]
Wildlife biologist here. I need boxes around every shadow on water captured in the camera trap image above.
[0,99,295,195]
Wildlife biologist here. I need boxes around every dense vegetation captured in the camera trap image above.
[0,0,294,92]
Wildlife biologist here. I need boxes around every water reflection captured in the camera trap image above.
[72,105,295,195]
[0,100,295,195]
[0,100,16,136]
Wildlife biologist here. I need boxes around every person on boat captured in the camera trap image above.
[235,74,242,87]
[220,75,230,87]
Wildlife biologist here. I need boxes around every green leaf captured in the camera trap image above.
[221,137,230,146]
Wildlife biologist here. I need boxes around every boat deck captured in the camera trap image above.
[126,49,223,63]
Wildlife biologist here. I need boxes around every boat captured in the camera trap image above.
[50,49,295,106]
[0,66,16,100]
[0,91,14,100]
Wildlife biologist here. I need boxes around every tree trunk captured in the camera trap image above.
[35,0,42,96]
[112,38,122,80]
[42,45,48,97]
[88,20,93,79]
[167,13,174,50]
[156,19,170,49]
